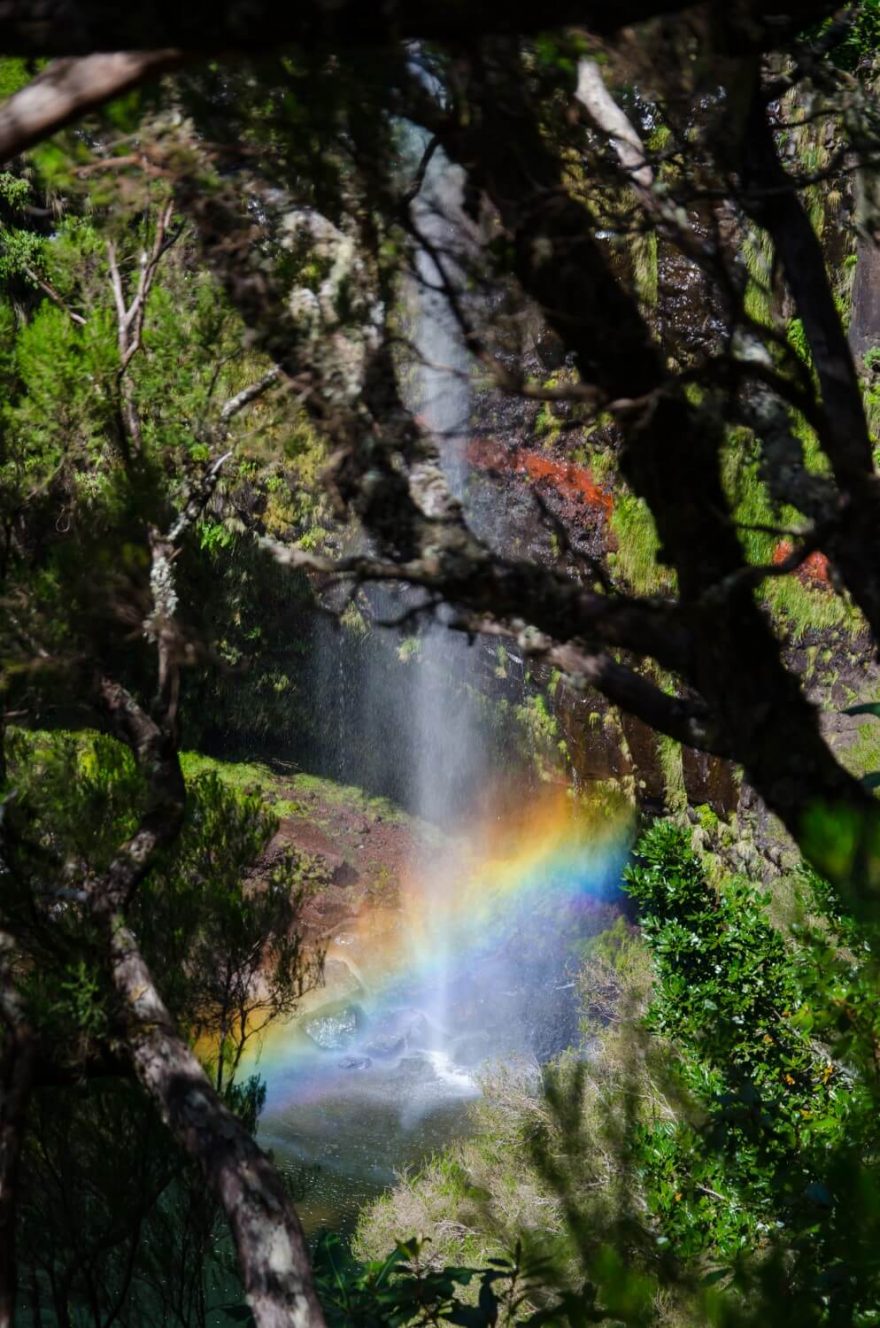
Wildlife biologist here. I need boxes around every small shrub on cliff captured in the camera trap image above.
[357,820,880,1324]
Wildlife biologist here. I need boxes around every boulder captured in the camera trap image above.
[302,1004,361,1051]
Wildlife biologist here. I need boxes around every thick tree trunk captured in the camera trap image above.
[0,53,180,163]
[432,48,880,879]
[740,89,880,649]
[93,679,325,1326]
[106,918,326,1328]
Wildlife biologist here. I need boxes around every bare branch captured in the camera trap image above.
[574,58,715,264]
[0,52,181,164]
[108,200,180,454]
[167,451,233,543]
[120,199,178,371]
[21,266,87,325]
[106,238,128,335]
[575,59,654,193]
[218,367,281,429]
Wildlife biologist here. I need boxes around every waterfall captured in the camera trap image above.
[406,137,480,1042]
[247,142,630,1237]
[299,135,491,820]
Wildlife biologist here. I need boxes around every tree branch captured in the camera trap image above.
[87,525,326,1326]
[258,534,693,676]
[102,914,326,1328]
[218,368,280,429]
[424,45,880,865]
[169,110,880,892]
[21,266,87,325]
[0,1,840,57]
[0,52,181,164]
[107,200,179,455]
[94,678,186,912]
[739,85,880,644]
[453,615,730,756]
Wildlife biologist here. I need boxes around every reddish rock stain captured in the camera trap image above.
[467,438,613,519]
[772,540,831,586]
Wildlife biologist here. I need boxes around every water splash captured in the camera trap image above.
[242,789,632,1116]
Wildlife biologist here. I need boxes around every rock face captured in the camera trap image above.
[246,772,432,952]
[850,235,880,364]
[361,1008,432,1059]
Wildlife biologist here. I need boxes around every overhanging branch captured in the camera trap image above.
[0,1,841,56]
[0,52,181,164]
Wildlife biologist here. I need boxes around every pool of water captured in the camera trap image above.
[252,955,579,1238]
[260,1044,479,1236]
[249,805,628,1240]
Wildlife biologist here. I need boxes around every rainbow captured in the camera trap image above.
[241,787,633,1114]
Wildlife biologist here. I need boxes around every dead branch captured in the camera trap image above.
[21,266,86,326]
[218,368,281,429]
[107,199,179,452]
[574,58,715,264]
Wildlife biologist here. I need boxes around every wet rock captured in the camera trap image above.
[382,1008,431,1044]
[364,1033,406,1059]
[364,1007,432,1059]
[303,1004,361,1051]
[322,957,365,1000]
[338,1055,372,1070]
[451,1030,491,1068]
[331,860,359,887]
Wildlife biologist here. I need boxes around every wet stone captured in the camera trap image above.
[364,1033,406,1059]
[338,1055,372,1070]
[303,1006,360,1050]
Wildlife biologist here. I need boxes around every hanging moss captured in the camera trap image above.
[632,229,658,310]
[720,427,857,638]
[608,490,676,595]
[657,733,687,814]
[741,226,775,326]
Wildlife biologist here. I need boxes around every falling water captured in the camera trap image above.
[247,145,631,1236]
[405,136,480,1039]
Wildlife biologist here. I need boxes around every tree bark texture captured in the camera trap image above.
[106,918,326,1328]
